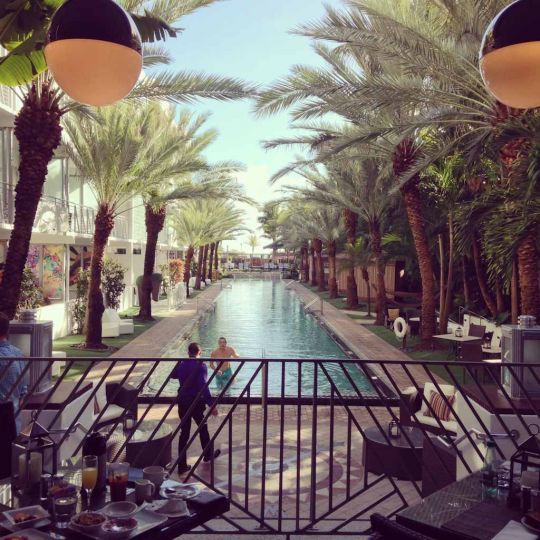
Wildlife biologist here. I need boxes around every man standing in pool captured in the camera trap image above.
[210,337,240,390]
[171,342,220,475]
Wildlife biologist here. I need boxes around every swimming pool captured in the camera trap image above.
[146,280,377,397]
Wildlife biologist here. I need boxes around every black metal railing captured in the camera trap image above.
[0,356,538,537]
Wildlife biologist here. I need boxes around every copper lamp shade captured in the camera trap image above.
[44,0,143,107]
[480,0,540,109]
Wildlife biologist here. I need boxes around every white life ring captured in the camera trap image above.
[394,317,408,339]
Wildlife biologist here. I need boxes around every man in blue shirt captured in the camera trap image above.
[171,342,220,474]
[0,313,26,430]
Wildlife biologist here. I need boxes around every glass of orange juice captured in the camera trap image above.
[82,454,98,506]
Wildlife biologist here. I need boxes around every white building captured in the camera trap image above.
[0,88,182,338]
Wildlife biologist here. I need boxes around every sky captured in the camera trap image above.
[166,0,340,253]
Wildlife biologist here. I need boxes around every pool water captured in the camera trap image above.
[147,280,376,397]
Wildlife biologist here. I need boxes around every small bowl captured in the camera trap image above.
[70,511,106,535]
[101,517,138,539]
[102,501,138,519]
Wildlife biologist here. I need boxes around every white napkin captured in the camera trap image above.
[492,520,538,540]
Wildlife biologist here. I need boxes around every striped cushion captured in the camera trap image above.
[423,390,455,422]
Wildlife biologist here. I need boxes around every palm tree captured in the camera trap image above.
[0,0,254,318]
[137,108,246,320]
[63,103,167,348]
[170,200,245,295]
[282,202,343,298]
[258,202,283,261]
[247,234,258,268]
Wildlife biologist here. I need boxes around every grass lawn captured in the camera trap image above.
[53,307,160,359]
[347,313,375,321]
[365,325,483,385]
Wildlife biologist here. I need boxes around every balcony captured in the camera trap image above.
[111,214,129,240]
[2,357,536,537]
[0,85,17,112]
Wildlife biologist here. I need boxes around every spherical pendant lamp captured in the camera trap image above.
[480,0,540,109]
[44,0,143,107]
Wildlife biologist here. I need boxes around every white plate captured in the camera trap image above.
[159,484,200,500]
[3,506,49,529]
[0,529,52,539]
[68,507,167,539]
[0,518,50,533]
[145,499,192,519]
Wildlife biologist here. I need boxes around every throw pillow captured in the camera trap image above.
[423,390,455,422]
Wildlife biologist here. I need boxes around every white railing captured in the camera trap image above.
[111,214,129,240]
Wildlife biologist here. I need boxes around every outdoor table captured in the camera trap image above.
[0,463,229,539]
[397,473,524,540]
[433,334,482,360]
[362,425,425,482]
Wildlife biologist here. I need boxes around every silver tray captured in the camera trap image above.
[70,508,168,539]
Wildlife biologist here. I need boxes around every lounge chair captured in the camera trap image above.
[94,382,139,431]
[399,382,458,436]
[386,308,401,330]
[103,308,134,335]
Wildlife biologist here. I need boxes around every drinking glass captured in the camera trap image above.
[82,455,98,506]
[108,462,130,502]
[53,495,77,528]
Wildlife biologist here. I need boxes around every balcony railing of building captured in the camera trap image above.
[0,182,97,236]
[0,84,17,112]
[1,357,537,537]
[111,214,129,240]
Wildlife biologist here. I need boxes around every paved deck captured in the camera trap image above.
[112,284,224,358]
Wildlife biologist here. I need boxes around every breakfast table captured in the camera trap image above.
[397,473,536,539]
[0,463,229,539]
[433,334,483,361]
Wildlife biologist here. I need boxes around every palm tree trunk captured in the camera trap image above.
[462,257,471,307]
[362,267,371,316]
[499,130,540,318]
[85,204,115,348]
[438,234,445,321]
[310,243,317,287]
[394,139,436,342]
[511,256,519,323]
[201,244,209,282]
[208,243,215,281]
[313,238,325,292]
[0,81,62,318]
[439,215,454,334]
[303,245,310,283]
[517,229,540,319]
[472,235,497,318]
[401,186,437,341]
[195,247,204,290]
[327,241,338,299]
[137,204,166,321]
[214,240,219,274]
[496,281,505,315]
[369,220,387,326]
[343,209,359,309]
[184,246,194,298]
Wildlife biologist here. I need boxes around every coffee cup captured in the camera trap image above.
[143,466,169,490]
[135,479,155,504]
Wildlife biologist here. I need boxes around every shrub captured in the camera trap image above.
[102,259,126,310]
[72,268,89,334]
[17,267,43,315]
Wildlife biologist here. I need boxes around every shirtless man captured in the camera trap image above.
[210,337,239,390]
